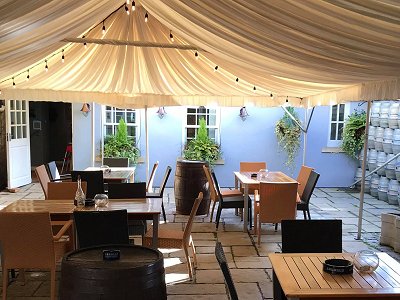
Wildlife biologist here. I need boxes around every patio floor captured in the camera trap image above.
[0,183,400,299]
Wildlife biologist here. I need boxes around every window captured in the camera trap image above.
[103,106,138,143]
[185,106,219,144]
[328,103,349,147]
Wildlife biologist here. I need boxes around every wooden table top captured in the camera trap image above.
[269,252,400,299]
[84,167,134,181]
[234,171,297,185]
[1,199,162,215]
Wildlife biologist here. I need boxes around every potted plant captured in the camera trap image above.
[275,107,301,167]
[175,118,220,215]
[103,119,139,166]
[341,110,366,159]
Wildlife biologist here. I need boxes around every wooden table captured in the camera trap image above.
[85,167,135,183]
[234,171,297,232]
[1,198,161,249]
[269,252,400,300]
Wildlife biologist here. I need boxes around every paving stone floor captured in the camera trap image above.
[0,183,400,299]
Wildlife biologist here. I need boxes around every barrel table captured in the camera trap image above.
[60,245,166,300]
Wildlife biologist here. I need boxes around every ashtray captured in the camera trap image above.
[323,258,353,275]
[84,199,95,206]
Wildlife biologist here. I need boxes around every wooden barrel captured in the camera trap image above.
[60,245,166,300]
[174,160,210,215]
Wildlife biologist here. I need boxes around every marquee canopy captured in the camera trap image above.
[0,0,399,108]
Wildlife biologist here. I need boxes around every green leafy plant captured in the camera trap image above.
[275,107,301,167]
[104,119,139,164]
[183,118,221,164]
[341,110,366,159]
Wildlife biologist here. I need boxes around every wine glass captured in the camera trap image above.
[353,250,379,273]
[94,193,109,207]
[258,169,269,181]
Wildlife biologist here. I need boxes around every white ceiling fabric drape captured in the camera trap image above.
[0,0,399,108]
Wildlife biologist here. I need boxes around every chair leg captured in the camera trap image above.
[248,200,252,229]
[184,246,193,280]
[258,218,261,245]
[275,223,278,231]
[161,200,166,222]
[209,200,217,223]
[190,240,197,268]
[215,206,222,230]
[307,209,311,220]
[2,267,8,300]
[303,210,307,220]
[50,268,56,300]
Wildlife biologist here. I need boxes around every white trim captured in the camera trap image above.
[327,103,349,147]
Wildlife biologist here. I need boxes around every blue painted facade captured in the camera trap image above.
[73,102,365,188]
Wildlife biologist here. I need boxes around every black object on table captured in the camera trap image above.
[60,244,166,300]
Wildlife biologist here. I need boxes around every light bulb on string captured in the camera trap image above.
[102,21,106,35]
[126,0,130,4]
[61,49,65,63]
[253,86,256,93]
[82,35,87,48]
[270,93,273,99]
[235,78,239,84]
[12,77,15,88]
[125,4,129,15]
[145,12,148,22]
[45,60,48,72]
[132,1,136,11]
[169,31,174,42]
[214,65,219,72]
[195,51,199,59]
[26,70,30,81]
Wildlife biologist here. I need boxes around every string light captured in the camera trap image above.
[214,65,219,72]
[236,78,239,84]
[253,86,256,92]
[195,51,199,59]
[45,60,48,72]
[102,21,106,35]
[169,31,174,42]
[270,93,273,98]
[145,12,148,22]
[83,35,87,48]
[132,1,136,11]
[61,49,65,63]
[126,0,130,4]
[125,4,129,15]
[12,77,15,88]
[26,70,30,81]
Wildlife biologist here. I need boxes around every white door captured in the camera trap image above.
[6,99,31,188]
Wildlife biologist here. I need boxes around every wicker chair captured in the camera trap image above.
[35,164,51,199]
[46,161,71,181]
[297,171,320,220]
[0,212,73,300]
[47,181,87,200]
[215,241,238,300]
[147,161,159,193]
[239,162,267,195]
[296,165,314,200]
[146,166,172,222]
[143,192,203,280]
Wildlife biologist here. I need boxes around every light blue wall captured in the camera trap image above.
[72,103,92,170]
[88,103,365,188]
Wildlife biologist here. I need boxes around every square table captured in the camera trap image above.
[85,166,135,183]
[269,252,400,300]
[234,171,297,232]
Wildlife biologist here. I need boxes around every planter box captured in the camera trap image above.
[380,213,400,252]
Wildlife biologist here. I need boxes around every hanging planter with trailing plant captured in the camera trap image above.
[341,110,366,159]
[275,107,301,167]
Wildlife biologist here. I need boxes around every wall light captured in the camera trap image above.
[156,106,166,119]
[239,106,249,121]
[80,103,91,117]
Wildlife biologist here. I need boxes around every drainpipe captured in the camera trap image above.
[303,108,307,165]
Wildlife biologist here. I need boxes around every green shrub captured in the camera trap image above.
[341,110,366,159]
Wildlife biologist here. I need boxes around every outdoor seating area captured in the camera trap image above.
[0,179,400,299]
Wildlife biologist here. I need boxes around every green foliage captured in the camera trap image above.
[341,110,366,159]
[183,118,221,164]
[104,119,139,164]
[275,107,301,167]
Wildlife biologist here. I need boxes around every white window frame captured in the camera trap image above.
[102,106,139,145]
[327,103,349,147]
[183,106,221,145]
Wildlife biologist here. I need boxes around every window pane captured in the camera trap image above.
[115,112,124,123]
[208,114,216,126]
[22,101,26,110]
[17,126,22,139]
[197,114,207,125]
[10,100,14,110]
[187,115,196,125]
[16,100,21,110]
[22,112,26,125]
[11,126,16,140]
[208,128,216,139]
[22,125,27,138]
[187,128,195,139]
[198,106,206,114]
[10,112,15,125]
[105,125,113,136]
[338,104,345,121]
[338,123,344,140]
[330,124,337,140]
[127,126,135,137]
[331,105,337,121]
[16,112,21,125]
[187,108,196,114]
[106,111,112,123]
[126,112,135,123]
[106,106,112,110]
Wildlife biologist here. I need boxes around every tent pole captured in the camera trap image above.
[303,108,308,165]
[357,99,371,240]
[145,106,149,182]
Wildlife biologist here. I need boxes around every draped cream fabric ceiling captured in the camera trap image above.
[1,0,399,108]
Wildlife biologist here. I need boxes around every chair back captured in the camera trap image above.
[147,161,159,192]
[259,182,298,224]
[103,157,129,167]
[35,164,51,199]
[183,192,203,248]
[240,162,267,172]
[0,212,55,268]
[281,219,342,253]
[73,210,130,248]
[107,182,146,199]
[301,171,320,205]
[215,241,239,300]
[210,171,224,204]
[296,165,314,198]
[71,170,104,199]
[46,161,61,181]
[47,181,87,200]
[157,166,172,197]
[203,165,217,202]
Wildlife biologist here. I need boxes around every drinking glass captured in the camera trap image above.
[353,250,379,273]
[94,193,109,207]
[258,169,269,181]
